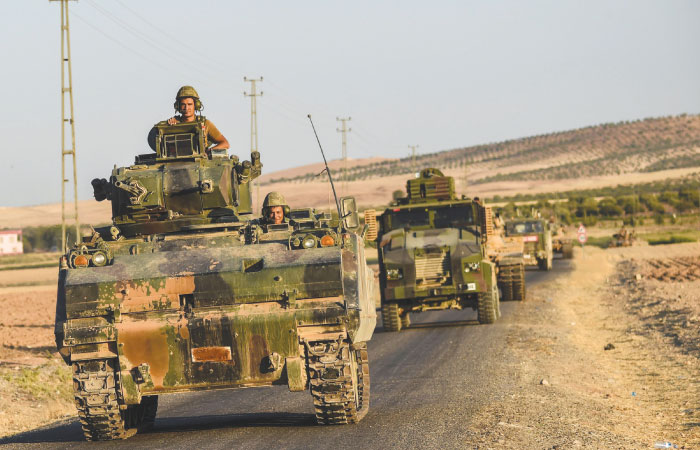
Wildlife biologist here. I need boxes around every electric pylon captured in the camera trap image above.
[408,145,419,174]
[51,0,80,252]
[336,117,351,196]
[244,76,263,213]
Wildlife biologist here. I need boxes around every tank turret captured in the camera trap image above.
[91,118,261,237]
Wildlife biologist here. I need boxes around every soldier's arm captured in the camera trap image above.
[205,120,229,149]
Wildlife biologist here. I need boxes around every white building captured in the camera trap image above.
[0,229,23,255]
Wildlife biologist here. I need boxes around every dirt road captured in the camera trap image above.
[1,244,698,448]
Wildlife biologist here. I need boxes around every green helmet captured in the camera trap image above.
[174,86,202,111]
[262,192,290,216]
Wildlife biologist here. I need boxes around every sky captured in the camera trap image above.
[1,0,699,207]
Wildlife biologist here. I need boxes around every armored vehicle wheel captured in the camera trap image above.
[381,303,402,332]
[512,263,526,301]
[400,312,411,329]
[308,340,370,425]
[498,266,514,301]
[73,359,154,441]
[477,285,500,324]
[537,257,551,271]
[562,243,574,259]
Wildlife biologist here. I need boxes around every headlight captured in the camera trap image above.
[464,262,480,272]
[92,251,107,267]
[386,268,403,280]
[302,235,317,249]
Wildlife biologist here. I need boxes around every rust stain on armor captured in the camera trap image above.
[192,346,233,362]
[118,321,170,388]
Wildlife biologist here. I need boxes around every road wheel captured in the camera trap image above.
[498,266,513,301]
[477,286,499,324]
[381,303,402,332]
[512,263,526,301]
[400,312,411,329]
[537,257,548,271]
[308,340,370,425]
[73,359,138,441]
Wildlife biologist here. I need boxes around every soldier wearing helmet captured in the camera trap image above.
[149,85,229,151]
[261,192,290,225]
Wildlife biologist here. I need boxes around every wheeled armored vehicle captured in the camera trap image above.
[374,168,501,331]
[55,117,377,440]
[504,218,553,270]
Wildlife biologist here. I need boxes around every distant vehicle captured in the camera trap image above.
[374,168,501,332]
[609,225,636,247]
[551,224,574,259]
[504,218,553,270]
[55,118,376,441]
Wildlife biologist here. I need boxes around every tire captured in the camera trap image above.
[562,243,574,259]
[537,257,550,271]
[477,285,500,324]
[512,263,526,301]
[73,359,146,441]
[498,266,513,301]
[400,312,411,329]
[381,303,402,332]
[308,340,370,425]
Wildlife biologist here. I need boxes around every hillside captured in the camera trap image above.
[1,114,698,229]
[261,114,700,185]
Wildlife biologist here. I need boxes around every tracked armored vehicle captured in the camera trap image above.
[55,118,377,441]
[504,218,553,270]
[374,168,501,331]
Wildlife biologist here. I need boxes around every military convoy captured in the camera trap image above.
[504,218,553,270]
[55,117,377,440]
[373,168,514,331]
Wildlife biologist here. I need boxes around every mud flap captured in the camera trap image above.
[285,356,307,392]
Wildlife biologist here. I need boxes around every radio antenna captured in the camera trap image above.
[307,114,341,219]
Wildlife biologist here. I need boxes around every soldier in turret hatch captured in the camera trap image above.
[148,85,229,152]
[261,192,290,225]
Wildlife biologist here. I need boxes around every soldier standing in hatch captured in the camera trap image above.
[148,85,230,151]
[261,192,290,225]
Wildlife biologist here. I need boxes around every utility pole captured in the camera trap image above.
[336,117,351,196]
[408,145,419,174]
[244,76,263,213]
[51,0,80,252]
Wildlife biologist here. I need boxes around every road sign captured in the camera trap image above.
[577,225,586,235]
[577,233,587,244]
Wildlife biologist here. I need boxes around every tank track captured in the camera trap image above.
[307,340,370,425]
[72,359,158,441]
[72,359,134,441]
[381,302,402,331]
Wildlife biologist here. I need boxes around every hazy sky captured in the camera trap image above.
[1,0,698,207]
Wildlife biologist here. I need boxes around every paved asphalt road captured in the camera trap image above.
[2,260,573,449]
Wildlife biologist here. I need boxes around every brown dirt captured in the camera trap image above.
[0,286,75,438]
[466,242,700,448]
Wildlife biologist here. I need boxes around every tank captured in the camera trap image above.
[504,218,553,270]
[374,168,500,331]
[54,117,377,441]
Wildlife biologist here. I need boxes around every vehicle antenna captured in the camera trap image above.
[308,115,342,219]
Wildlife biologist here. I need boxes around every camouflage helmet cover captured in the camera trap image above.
[174,86,202,111]
[262,192,290,216]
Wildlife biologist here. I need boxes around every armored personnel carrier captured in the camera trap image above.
[374,168,501,331]
[504,218,553,270]
[55,118,377,440]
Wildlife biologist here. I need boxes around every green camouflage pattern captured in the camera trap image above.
[376,168,499,327]
[504,218,553,270]
[55,120,376,415]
